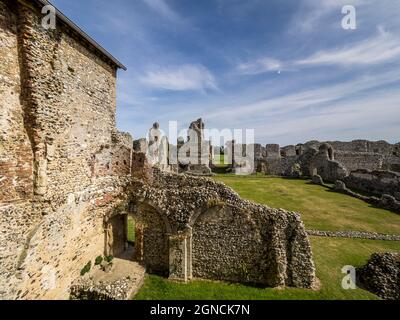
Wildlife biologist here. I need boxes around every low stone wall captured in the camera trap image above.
[308,177,400,214]
[307,230,400,241]
[70,278,136,300]
[69,255,146,300]
[335,180,400,214]
[357,252,400,300]
[342,170,400,201]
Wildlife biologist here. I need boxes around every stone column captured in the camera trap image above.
[186,230,193,280]
[168,227,192,282]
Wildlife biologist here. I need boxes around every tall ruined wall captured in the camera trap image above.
[0,0,131,300]
[0,0,33,203]
[304,140,399,173]
[16,2,119,200]
[192,206,267,284]
[258,140,399,177]
[309,144,348,182]
[334,151,384,173]
[0,0,37,299]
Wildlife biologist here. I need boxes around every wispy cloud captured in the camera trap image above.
[140,64,218,92]
[237,29,400,74]
[206,67,400,123]
[142,0,182,23]
[202,71,400,145]
[252,88,400,144]
[290,0,362,33]
[237,57,283,75]
[296,29,400,67]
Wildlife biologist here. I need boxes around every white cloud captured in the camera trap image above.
[296,30,400,66]
[206,82,400,145]
[237,30,400,74]
[290,0,363,33]
[142,0,182,23]
[237,58,283,75]
[252,88,400,144]
[206,67,400,125]
[141,64,218,91]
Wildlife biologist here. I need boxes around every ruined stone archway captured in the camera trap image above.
[128,201,172,276]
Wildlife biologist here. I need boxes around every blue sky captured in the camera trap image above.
[51,0,400,146]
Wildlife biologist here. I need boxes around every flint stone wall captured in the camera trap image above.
[342,170,400,201]
[132,203,169,275]
[0,0,131,300]
[304,140,399,173]
[309,145,347,182]
[129,170,317,288]
[335,151,384,173]
[237,140,399,177]
[357,252,400,300]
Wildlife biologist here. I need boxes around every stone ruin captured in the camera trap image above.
[178,118,212,176]
[133,118,213,176]
[309,143,348,182]
[0,0,316,299]
[126,168,316,288]
[232,140,400,179]
[1,0,397,301]
[357,252,400,300]
[227,139,400,212]
[147,122,170,172]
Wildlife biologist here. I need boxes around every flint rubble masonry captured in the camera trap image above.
[0,0,130,299]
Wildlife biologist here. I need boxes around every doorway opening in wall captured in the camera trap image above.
[119,215,137,262]
[127,215,135,245]
[328,147,334,161]
[105,214,140,262]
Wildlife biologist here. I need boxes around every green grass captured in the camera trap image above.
[211,154,230,168]
[127,216,135,243]
[213,175,400,234]
[135,237,400,300]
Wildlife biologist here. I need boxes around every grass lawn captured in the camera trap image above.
[135,237,400,300]
[127,216,135,243]
[135,174,400,300]
[211,154,225,165]
[213,175,400,234]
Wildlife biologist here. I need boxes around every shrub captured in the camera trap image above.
[95,256,103,266]
[105,255,114,263]
[80,261,92,276]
